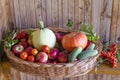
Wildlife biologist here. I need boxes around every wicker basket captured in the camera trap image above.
[4,28,103,78]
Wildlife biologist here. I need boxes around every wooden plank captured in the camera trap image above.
[8,0,16,28]
[88,74,96,80]
[106,75,111,80]
[74,0,79,29]
[0,0,2,40]
[13,0,21,28]
[29,0,36,28]
[110,0,119,43]
[62,0,68,28]
[19,0,27,28]
[51,0,59,27]
[116,0,120,44]
[1,0,11,29]
[46,0,52,27]
[84,0,92,24]
[50,77,63,80]
[78,0,84,28]
[41,0,47,27]
[35,0,42,27]
[111,75,119,80]
[99,0,113,42]
[68,0,74,28]
[58,0,63,27]
[91,0,102,35]
[82,74,88,80]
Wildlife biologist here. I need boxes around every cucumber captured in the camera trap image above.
[69,47,82,62]
[86,43,95,50]
[78,49,98,60]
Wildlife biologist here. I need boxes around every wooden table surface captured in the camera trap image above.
[1,58,120,80]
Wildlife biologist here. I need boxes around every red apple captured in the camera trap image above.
[12,44,24,56]
[55,33,62,43]
[25,47,33,55]
[58,52,68,63]
[48,48,59,59]
[19,41,27,48]
[36,52,48,63]
[20,38,27,42]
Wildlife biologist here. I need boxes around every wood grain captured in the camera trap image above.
[62,0,68,28]
[51,0,58,27]
[35,0,42,27]
[99,0,113,42]
[110,0,119,43]
[116,0,120,45]
[0,0,120,43]
[46,0,52,27]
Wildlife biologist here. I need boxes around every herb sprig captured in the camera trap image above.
[80,22,99,42]
[3,30,18,50]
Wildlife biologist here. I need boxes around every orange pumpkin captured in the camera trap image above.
[62,32,88,51]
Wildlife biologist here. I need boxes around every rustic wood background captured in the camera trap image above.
[0,0,120,80]
[0,0,120,43]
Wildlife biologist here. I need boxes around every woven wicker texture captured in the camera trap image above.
[4,28,103,77]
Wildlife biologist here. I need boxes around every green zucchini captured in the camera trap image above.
[78,49,98,60]
[86,43,95,50]
[69,47,82,62]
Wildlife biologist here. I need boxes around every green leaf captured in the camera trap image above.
[27,29,35,36]
[116,46,120,62]
[80,22,100,42]
[66,19,73,30]
[3,30,19,50]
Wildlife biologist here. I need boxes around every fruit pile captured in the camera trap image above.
[4,21,99,64]
[98,42,120,68]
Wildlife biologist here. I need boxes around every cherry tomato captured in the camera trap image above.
[20,51,28,60]
[31,49,38,55]
[27,55,35,62]
[41,45,50,53]
[20,38,26,42]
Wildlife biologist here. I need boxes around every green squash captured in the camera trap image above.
[32,21,56,50]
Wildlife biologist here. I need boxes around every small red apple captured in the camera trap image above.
[19,42,27,48]
[55,33,62,43]
[36,52,48,63]
[48,48,59,59]
[25,47,33,55]
[58,52,68,63]
[12,44,24,56]
[20,38,27,42]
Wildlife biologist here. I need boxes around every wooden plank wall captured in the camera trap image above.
[0,0,13,40]
[6,0,119,43]
[0,0,120,43]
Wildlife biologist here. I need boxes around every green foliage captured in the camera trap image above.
[27,29,35,36]
[116,46,120,62]
[80,22,100,42]
[3,31,18,50]
[66,19,73,30]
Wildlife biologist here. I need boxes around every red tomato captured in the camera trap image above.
[41,45,50,53]
[27,55,35,62]
[31,49,38,55]
[20,51,28,60]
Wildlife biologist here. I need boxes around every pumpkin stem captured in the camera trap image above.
[38,21,44,29]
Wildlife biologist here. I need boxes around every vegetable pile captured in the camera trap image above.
[3,21,100,64]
